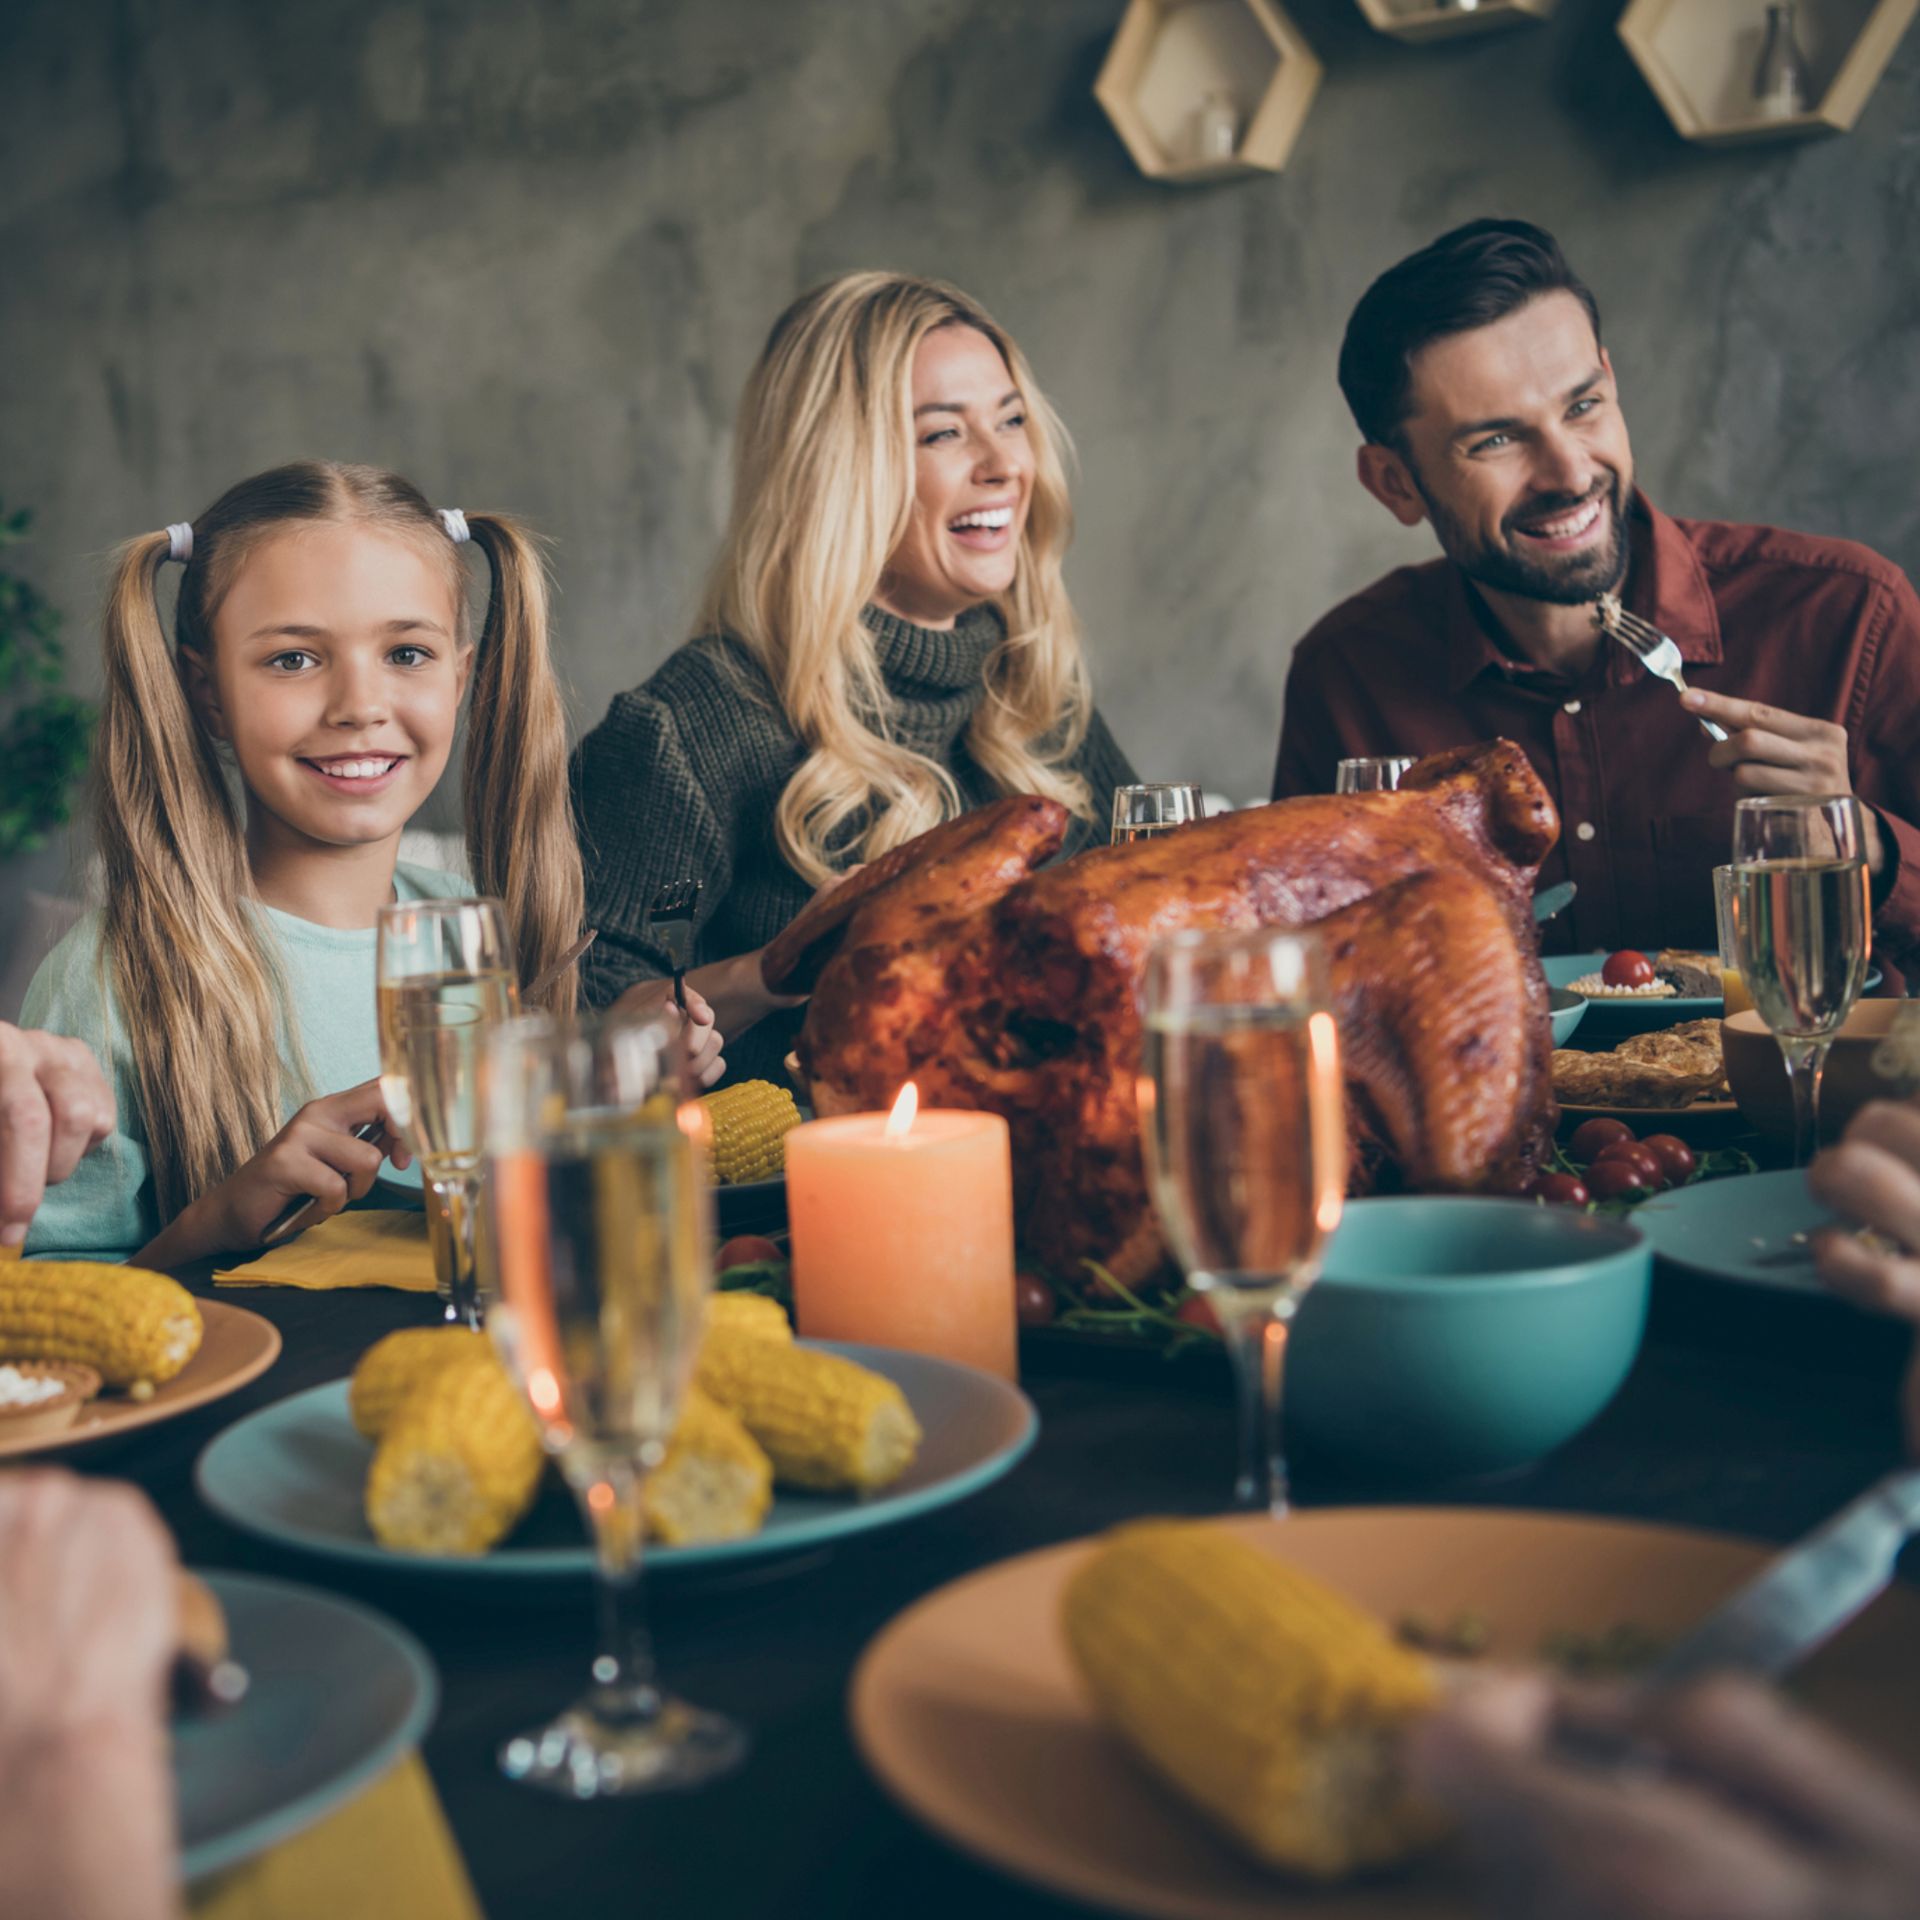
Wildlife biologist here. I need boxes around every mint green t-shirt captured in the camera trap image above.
[21,864,470,1261]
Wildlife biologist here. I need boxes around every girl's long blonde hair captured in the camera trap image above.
[699,271,1095,885]
[98,461,582,1224]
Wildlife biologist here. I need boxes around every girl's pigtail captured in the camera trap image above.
[96,530,286,1221]
[461,514,585,1013]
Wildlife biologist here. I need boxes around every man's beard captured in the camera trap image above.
[1413,468,1630,606]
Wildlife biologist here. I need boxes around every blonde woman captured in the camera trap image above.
[573,271,1137,1085]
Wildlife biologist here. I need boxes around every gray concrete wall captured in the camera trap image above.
[3,0,1917,961]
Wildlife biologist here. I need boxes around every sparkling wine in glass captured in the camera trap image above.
[1335,757,1415,795]
[377,897,518,1321]
[1731,796,1871,1166]
[1139,928,1345,1515]
[399,1002,487,1327]
[1111,784,1206,846]
[483,1008,744,1798]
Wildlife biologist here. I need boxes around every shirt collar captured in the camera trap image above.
[1442,488,1722,693]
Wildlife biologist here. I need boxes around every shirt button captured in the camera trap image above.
[1563,699,1582,714]
[1575,821,1597,842]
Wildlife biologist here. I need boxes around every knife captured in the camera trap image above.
[1532,881,1577,926]
[1645,1464,1920,1688]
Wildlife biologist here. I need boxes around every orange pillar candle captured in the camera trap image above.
[787,1085,1017,1381]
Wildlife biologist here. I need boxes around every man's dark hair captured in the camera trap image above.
[1337,218,1602,448]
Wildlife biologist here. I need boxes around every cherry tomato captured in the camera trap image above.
[716,1234,783,1271]
[1173,1295,1222,1335]
[1595,1141,1667,1189]
[1015,1271,1057,1328]
[1569,1118,1634,1161]
[1641,1134,1697,1184]
[1529,1172,1591,1207]
[1587,1158,1656,1200]
[1601,949,1657,989]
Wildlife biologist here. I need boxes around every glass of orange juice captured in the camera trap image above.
[1714,863,1755,1015]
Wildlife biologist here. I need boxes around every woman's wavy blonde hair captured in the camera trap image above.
[698,271,1095,885]
[97,460,583,1224]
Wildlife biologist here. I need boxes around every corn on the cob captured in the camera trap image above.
[365,1351,544,1554]
[696,1327,920,1493]
[643,1387,774,1545]
[698,1080,800,1185]
[0,1261,202,1393]
[349,1326,490,1439]
[703,1290,791,1348]
[1061,1521,1441,1881]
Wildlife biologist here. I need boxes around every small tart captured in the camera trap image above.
[0,1361,103,1443]
[1566,972,1677,1000]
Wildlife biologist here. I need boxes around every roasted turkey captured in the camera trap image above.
[764,741,1561,1284]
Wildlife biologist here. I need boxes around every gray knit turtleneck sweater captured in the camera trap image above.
[571,603,1137,1087]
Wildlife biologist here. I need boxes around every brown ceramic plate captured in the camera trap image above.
[0,1300,281,1462]
[851,1509,1920,1920]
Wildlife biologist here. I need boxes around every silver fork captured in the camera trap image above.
[643,879,702,1011]
[1596,594,1729,742]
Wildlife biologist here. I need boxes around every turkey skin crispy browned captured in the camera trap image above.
[773,742,1560,1283]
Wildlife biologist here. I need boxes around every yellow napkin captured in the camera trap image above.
[191,1752,482,1920]
[214,1211,435,1292]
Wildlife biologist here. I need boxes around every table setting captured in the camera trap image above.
[3,755,1917,1920]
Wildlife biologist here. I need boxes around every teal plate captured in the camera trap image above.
[177,1571,436,1882]
[1545,952,1881,1042]
[1632,1167,1844,1293]
[195,1342,1037,1579]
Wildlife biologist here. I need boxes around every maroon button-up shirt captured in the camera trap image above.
[1273,495,1920,978]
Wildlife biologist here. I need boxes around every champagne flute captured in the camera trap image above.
[399,1002,487,1328]
[1731,796,1871,1166]
[1335,757,1415,795]
[377,897,517,1320]
[483,1007,744,1797]
[1138,928,1345,1515]
[1111,784,1206,846]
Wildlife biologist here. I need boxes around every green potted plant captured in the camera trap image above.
[0,503,93,857]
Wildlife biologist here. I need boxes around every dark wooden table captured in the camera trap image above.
[79,1263,1913,1920]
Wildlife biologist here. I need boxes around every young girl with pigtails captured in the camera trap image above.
[23,460,720,1265]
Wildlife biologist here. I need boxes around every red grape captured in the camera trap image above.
[1569,1118,1634,1161]
[1595,1141,1667,1188]
[1641,1134,1697,1183]
[1588,1158,1656,1200]
[1530,1172,1592,1207]
[1015,1271,1057,1328]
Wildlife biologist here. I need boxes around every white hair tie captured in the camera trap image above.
[165,522,193,563]
[438,508,471,546]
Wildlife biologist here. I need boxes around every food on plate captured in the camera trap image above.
[1527,1171,1591,1206]
[705,1289,793,1346]
[352,1292,916,1554]
[1568,948,1723,1001]
[0,1360,100,1440]
[1553,1019,1728,1110]
[1656,948,1721,997]
[716,1233,784,1271]
[349,1325,489,1438]
[1600,949,1656,989]
[773,741,1562,1284]
[364,1349,545,1554]
[1061,1520,1442,1880]
[697,1323,922,1494]
[643,1387,774,1545]
[0,1262,203,1394]
[1567,1116,1633,1159]
[698,1079,801,1185]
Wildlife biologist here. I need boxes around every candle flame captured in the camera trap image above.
[885,1081,920,1140]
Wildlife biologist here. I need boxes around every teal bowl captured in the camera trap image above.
[1548,987,1588,1046]
[1287,1198,1649,1480]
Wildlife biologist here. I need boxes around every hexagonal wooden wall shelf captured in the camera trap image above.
[1095,0,1324,184]
[1619,0,1919,146]
[1355,0,1556,45]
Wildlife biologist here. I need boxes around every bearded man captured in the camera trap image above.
[1273,218,1920,977]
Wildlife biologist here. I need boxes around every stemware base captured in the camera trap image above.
[499,1695,747,1798]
